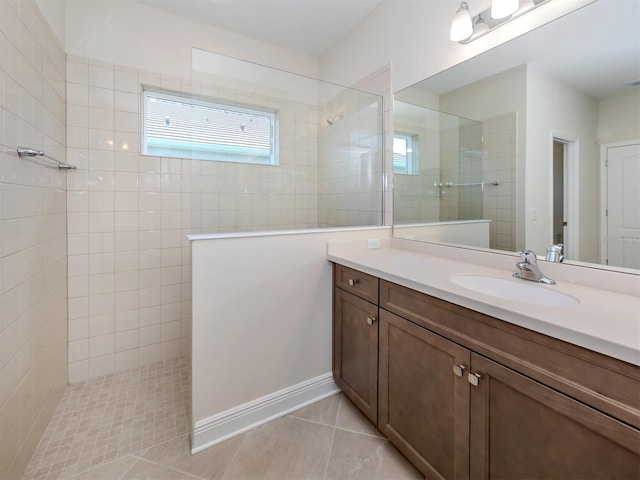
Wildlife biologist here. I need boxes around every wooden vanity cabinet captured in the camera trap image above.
[379,312,640,480]
[331,262,640,479]
[379,309,470,479]
[470,353,640,479]
[332,264,379,423]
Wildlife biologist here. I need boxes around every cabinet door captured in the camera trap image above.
[333,288,378,424]
[469,353,640,479]
[379,309,471,480]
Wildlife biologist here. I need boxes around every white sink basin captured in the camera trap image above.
[450,275,580,307]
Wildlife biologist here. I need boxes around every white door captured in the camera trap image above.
[604,142,640,269]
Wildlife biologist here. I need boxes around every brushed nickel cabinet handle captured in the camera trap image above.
[453,364,466,377]
[348,278,358,287]
[366,316,376,326]
[468,372,481,387]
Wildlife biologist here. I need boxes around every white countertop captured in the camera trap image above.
[328,241,640,366]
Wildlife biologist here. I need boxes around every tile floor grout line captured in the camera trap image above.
[321,393,344,480]
[287,413,340,429]
[323,426,338,480]
[116,456,141,480]
[333,424,387,440]
[219,428,250,480]
[124,455,207,480]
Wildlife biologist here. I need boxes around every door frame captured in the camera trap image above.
[550,132,579,260]
[600,139,640,265]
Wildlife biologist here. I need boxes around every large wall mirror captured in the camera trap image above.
[393,0,640,272]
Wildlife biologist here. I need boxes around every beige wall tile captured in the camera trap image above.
[0,8,69,468]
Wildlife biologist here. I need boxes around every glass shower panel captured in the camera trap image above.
[393,102,484,225]
[188,49,383,235]
[440,113,484,221]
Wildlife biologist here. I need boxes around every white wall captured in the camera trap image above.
[319,0,595,90]
[526,65,599,262]
[191,227,390,450]
[393,221,490,248]
[34,0,65,45]
[65,0,318,80]
[598,90,640,144]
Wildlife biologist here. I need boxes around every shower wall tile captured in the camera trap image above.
[0,0,68,478]
[67,55,332,383]
[482,112,517,252]
[67,55,183,383]
[318,66,387,227]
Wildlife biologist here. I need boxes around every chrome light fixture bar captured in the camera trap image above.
[450,0,552,44]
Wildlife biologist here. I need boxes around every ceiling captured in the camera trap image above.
[133,0,384,56]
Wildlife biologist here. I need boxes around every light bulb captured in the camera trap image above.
[491,0,519,19]
[450,2,473,42]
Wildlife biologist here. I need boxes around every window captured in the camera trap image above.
[142,89,278,165]
[393,133,418,175]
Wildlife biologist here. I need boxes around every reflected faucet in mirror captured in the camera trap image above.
[545,244,564,263]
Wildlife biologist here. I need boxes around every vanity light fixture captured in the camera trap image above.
[449,2,473,42]
[491,0,519,19]
[451,0,552,44]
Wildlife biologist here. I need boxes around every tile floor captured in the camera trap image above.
[24,358,423,480]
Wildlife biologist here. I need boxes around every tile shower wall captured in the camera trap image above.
[439,114,516,251]
[0,0,68,477]
[190,72,320,233]
[393,120,442,224]
[439,122,484,222]
[317,66,386,227]
[482,112,517,251]
[66,56,327,383]
[65,56,192,383]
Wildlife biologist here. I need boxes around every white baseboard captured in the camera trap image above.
[191,372,339,454]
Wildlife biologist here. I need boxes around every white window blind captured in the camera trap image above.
[143,90,278,165]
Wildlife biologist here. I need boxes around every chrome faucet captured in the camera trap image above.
[545,243,564,263]
[513,250,556,284]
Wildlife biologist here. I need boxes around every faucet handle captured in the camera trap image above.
[520,250,539,265]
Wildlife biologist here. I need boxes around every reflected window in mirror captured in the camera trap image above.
[393,133,419,175]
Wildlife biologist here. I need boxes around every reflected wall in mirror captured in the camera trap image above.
[393,0,640,271]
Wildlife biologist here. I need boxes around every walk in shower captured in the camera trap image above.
[179,49,385,235]
[392,102,492,247]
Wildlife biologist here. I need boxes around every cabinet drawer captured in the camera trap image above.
[334,263,378,304]
[380,279,640,429]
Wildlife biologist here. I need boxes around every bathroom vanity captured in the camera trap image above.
[330,241,640,479]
